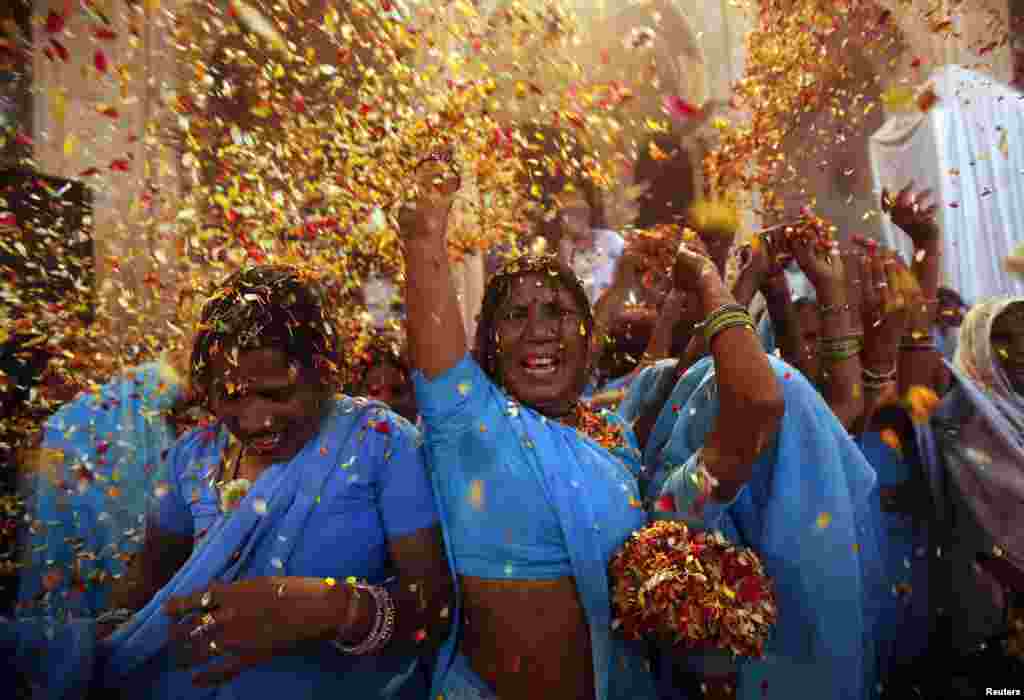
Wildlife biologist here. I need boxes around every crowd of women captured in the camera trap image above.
[2,139,1023,700]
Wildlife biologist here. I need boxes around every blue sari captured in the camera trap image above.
[18,362,184,620]
[4,399,437,700]
[856,431,930,679]
[620,356,884,700]
[414,354,659,700]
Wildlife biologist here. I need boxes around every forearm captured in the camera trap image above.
[404,234,468,380]
[912,239,941,301]
[762,283,799,363]
[816,284,864,430]
[329,571,453,658]
[897,304,938,397]
[699,276,784,492]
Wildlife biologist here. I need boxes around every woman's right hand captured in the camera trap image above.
[853,236,909,374]
[672,233,720,294]
[397,151,461,241]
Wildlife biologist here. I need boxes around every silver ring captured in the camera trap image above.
[200,590,215,611]
[876,282,889,289]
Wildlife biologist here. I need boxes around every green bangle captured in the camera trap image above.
[703,312,750,341]
[821,345,860,363]
[705,316,755,344]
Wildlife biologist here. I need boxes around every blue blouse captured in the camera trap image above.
[118,398,438,699]
[415,354,658,700]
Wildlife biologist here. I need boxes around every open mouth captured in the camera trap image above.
[522,353,560,377]
[248,433,284,454]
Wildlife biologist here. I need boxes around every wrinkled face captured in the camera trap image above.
[363,360,416,423]
[793,301,822,384]
[207,347,329,462]
[991,303,1024,395]
[494,273,591,415]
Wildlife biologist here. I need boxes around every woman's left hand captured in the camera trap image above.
[165,577,345,686]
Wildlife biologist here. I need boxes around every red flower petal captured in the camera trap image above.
[373,420,391,434]
[663,95,701,121]
[94,49,108,73]
[51,39,70,62]
[93,28,118,41]
[46,11,65,34]
[654,494,676,512]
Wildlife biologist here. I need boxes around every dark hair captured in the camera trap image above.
[633,132,695,229]
[350,334,409,393]
[519,125,607,233]
[473,255,593,381]
[598,317,654,381]
[937,286,966,309]
[189,265,340,401]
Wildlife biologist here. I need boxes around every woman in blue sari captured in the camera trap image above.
[4,265,452,699]
[17,357,188,622]
[399,154,784,699]
[621,228,885,700]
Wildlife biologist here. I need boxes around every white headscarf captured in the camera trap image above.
[947,297,1024,572]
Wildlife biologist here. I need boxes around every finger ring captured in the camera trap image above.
[209,640,220,655]
[200,590,215,611]
[876,282,889,289]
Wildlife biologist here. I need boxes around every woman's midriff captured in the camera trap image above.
[459,574,595,700]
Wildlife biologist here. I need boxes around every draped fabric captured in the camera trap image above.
[870,66,1024,302]
[945,298,1024,573]
[18,362,184,621]
[856,432,931,678]
[620,356,884,700]
[4,399,433,700]
[414,354,659,700]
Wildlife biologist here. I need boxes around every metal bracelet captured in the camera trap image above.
[819,303,851,317]
[862,365,897,381]
[332,584,395,656]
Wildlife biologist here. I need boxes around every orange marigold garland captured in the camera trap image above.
[609,520,777,658]
[574,402,627,453]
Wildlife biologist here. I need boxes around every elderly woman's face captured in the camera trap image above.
[494,273,590,413]
[207,347,328,462]
[991,303,1024,394]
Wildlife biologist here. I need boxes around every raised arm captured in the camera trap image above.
[399,155,468,379]
[790,231,864,430]
[642,236,784,500]
[851,239,910,431]
[633,228,788,452]
[882,185,948,398]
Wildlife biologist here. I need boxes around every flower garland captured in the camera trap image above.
[609,520,777,658]
[574,402,627,453]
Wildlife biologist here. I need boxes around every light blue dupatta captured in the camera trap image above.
[620,356,884,700]
[4,400,367,699]
[19,362,184,620]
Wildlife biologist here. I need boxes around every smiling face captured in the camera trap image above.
[991,302,1024,395]
[491,272,592,416]
[207,347,330,462]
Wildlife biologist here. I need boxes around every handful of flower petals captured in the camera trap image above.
[609,520,777,659]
